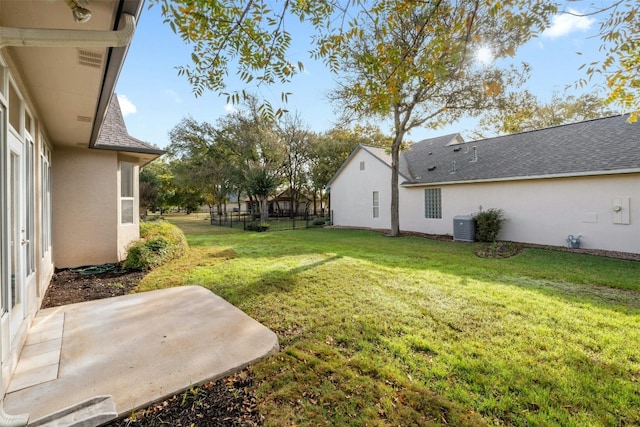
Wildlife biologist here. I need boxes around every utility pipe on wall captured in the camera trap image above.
[0,13,135,49]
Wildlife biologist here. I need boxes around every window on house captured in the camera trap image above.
[360,161,365,171]
[424,188,442,219]
[120,162,135,224]
[8,83,21,132]
[372,191,379,218]
[41,140,52,258]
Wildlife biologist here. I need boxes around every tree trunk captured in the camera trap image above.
[260,197,269,223]
[389,132,403,237]
[313,190,318,215]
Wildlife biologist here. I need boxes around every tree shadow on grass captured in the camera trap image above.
[228,254,343,300]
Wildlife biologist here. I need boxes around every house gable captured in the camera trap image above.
[95,95,165,165]
[327,144,411,189]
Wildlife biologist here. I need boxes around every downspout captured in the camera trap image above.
[0,13,136,49]
[0,14,136,427]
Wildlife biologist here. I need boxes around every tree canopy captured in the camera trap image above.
[472,92,616,138]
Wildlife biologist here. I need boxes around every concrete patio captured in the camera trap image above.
[3,286,279,426]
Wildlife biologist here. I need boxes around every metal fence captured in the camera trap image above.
[210,211,332,232]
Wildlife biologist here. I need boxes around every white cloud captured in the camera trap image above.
[543,9,596,39]
[163,89,183,104]
[225,104,238,113]
[117,94,137,116]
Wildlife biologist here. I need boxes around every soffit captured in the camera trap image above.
[0,0,126,148]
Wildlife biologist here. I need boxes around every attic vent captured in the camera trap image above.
[78,49,104,69]
[76,115,92,123]
[427,166,436,171]
[453,147,461,152]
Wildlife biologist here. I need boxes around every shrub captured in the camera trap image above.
[312,218,326,226]
[246,222,270,232]
[474,208,506,242]
[123,220,188,270]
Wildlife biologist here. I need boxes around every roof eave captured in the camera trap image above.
[401,168,640,187]
[88,0,145,149]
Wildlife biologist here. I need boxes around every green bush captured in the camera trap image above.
[474,208,506,242]
[123,220,188,270]
[246,222,270,232]
[312,218,326,226]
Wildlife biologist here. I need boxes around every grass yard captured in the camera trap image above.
[138,214,640,426]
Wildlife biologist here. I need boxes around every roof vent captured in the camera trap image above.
[427,166,436,171]
[471,146,477,162]
[453,147,461,152]
[78,49,104,69]
[450,160,457,174]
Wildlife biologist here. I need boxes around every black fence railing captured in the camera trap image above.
[210,211,332,232]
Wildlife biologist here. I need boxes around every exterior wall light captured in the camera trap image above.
[65,0,92,24]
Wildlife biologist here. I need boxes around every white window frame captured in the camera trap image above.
[40,138,52,258]
[372,191,379,218]
[120,161,135,225]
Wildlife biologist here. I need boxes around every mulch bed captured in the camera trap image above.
[41,266,263,427]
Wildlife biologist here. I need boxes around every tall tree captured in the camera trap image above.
[218,97,284,222]
[473,91,617,137]
[331,1,554,235]
[168,117,234,216]
[278,113,312,217]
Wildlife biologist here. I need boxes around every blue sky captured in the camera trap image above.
[116,3,611,149]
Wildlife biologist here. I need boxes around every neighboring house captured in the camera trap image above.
[0,0,162,395]
[327,115,639,254]
[244,190,323,216]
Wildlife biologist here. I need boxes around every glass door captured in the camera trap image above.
[5,134,24,341]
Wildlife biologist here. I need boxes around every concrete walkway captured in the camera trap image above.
[3,286,279,425]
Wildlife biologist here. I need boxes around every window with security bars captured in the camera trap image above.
[424,188,442,219]
[372,191,379,218]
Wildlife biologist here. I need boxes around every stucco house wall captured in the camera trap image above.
[52,147,119,267]
[330,147,393,230]
[400,174,639,253]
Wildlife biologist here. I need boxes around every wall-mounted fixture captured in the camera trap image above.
[566,234,581,249]
[612,197,630,225]
[65,0,92,24]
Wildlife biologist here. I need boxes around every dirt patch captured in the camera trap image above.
[42,266,263,426]
[41,267,144,309]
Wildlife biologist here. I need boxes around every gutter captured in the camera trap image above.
[401,168,640,187]
[0,13,136,49]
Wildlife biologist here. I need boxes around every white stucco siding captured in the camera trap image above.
[400,174,639,253]
[52,147,119,268]
[330,149,393,229]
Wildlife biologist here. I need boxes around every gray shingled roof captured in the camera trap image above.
[94,95,165,155]
[402,115,640,185]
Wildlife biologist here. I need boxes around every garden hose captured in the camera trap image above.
[68,264,120,275]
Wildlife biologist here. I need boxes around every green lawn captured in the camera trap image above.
[139,214,640,426]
